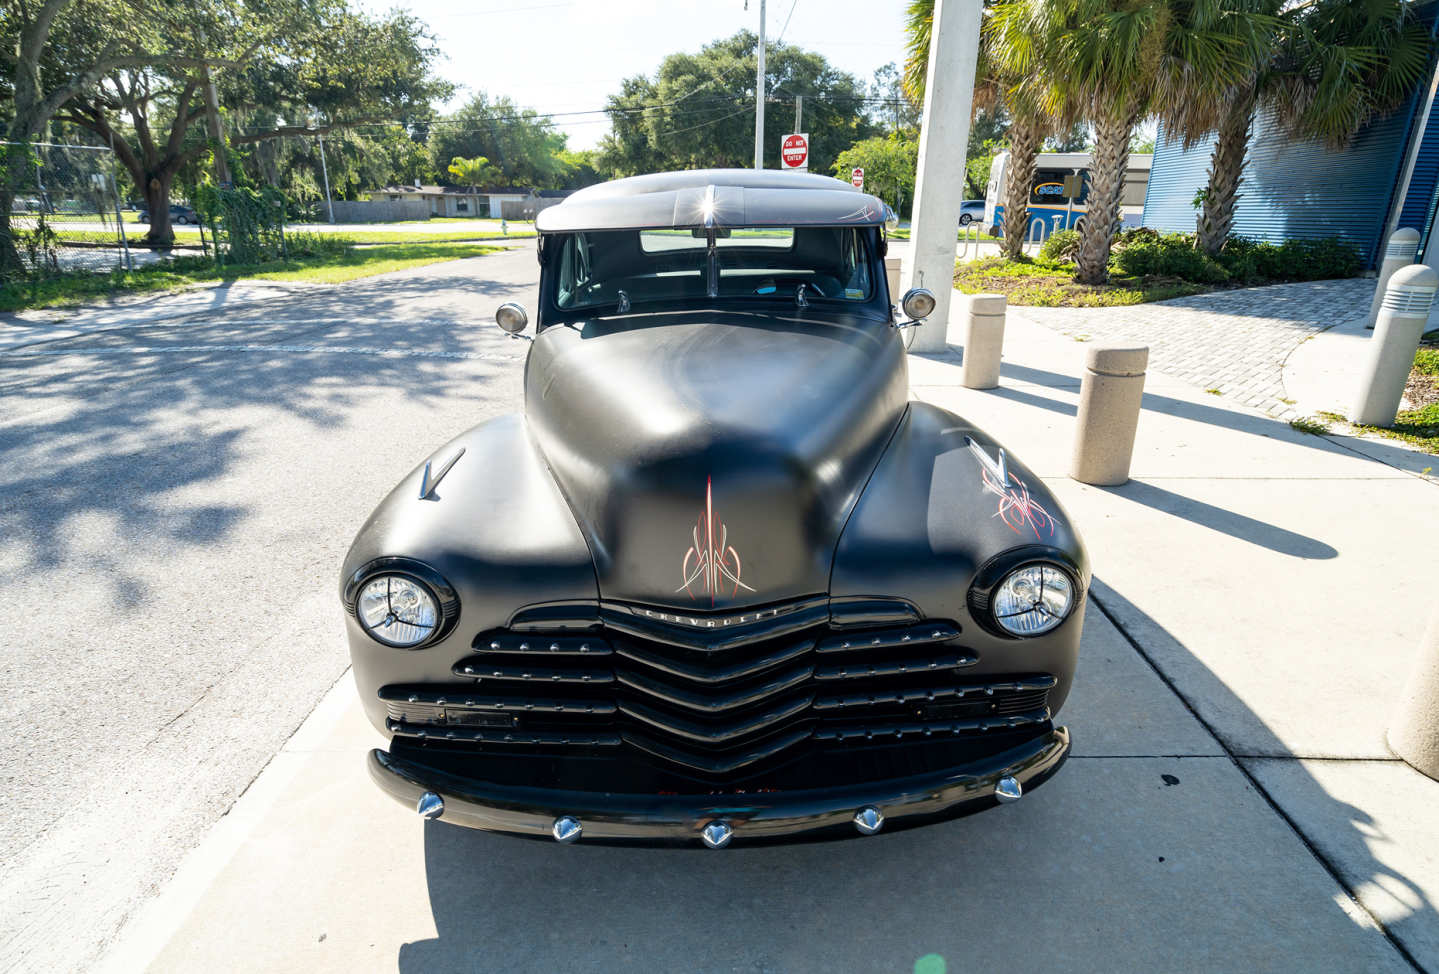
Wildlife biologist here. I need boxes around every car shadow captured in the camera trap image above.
[394,577,1434,972]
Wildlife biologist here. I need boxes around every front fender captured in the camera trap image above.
[830,401,1088,713]
[340,413,597,733]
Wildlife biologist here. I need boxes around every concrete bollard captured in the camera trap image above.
[960,294,1006,389]
[1070,344,1148,486]
[1388,603,1439,781]
[1366,228,1420,329]
[885,256,902,305]
[1352,263,1438,427]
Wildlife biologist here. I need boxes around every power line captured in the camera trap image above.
[775,0,800,45]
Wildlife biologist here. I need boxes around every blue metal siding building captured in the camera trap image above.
[1143,7,1439,268]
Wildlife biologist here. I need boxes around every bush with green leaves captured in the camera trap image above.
[1111,232,1229,284]
[1039,228,1080,263]
[1217,236,1362,283]
[196,184,288,265]
[284,233,354,259]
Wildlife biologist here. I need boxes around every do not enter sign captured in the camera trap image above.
[780,133,809,170]
[851,167,864,189]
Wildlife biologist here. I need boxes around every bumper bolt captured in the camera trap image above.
[416,792,444,820]
[552,816,582,843]
[701,820,733,849]
[853,806,884,835]
[995,776,1023,803]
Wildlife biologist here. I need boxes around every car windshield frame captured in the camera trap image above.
[540,223,888,325]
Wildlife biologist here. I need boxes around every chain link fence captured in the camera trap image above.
[2,141,133,277]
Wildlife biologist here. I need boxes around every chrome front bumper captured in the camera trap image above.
[368,726,1070,847]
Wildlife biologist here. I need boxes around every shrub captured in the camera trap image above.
[1112,226,1161,250]
[1216,235,1361,282]
[285,232,354,258]
[1040,228,1080,263]
[1112,234,1229,284]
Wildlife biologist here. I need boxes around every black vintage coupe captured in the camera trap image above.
[342,170,1087,847]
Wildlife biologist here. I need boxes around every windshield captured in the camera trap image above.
[552,226,874,311]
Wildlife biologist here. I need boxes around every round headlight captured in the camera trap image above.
[356,574,440,647]
[992,564,1074,636]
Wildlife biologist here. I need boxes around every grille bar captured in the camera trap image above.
[623,727,813,774]
[814,653,976,680]
[615,637,813,683]
[453,660,615,684]
[379,686,617,715]
[472,632,612,656]
[814,708,1050,742]
[813,676,1056,711]
[816,622,961,654]
[619,694,813,743]
[617,662,814,713]
[387,718,622,747]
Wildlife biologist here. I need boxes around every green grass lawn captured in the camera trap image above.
[1317,337,1439,456]
[53,228,535,248]
[954,255,1207,307]
[0,240,503,312]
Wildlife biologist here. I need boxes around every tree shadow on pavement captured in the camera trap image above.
[396,577,1434,972]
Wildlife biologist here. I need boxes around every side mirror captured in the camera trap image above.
[495,302,529,335]
[900,288,937,321]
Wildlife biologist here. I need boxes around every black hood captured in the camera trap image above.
[525,312,908,610]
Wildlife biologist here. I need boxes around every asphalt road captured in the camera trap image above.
[0,248,539,972]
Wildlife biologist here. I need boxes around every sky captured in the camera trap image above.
[358,0,911,151]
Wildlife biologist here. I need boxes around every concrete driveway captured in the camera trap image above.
[3,252,1436,973]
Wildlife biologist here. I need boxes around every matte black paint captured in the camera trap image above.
[340,170,1089,842]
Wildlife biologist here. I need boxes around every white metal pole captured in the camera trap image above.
[902,0,982,352]
[753,0,766,170]
[794,94,802,134]
[317,132,335,224]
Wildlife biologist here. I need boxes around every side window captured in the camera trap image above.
[840,230,871,298]
[556,234,594,308]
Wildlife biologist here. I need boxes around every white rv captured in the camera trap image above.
[983,151,1153,237]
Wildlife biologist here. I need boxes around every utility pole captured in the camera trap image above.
[753,0,766,169]
[793,95,802,134]
[317,131,334,224]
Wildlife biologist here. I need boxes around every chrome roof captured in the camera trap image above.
[535,169,888,233]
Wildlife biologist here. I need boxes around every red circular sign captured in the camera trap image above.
[850,167,864,189]
[781,134,809,169]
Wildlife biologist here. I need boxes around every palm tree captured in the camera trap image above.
[447,155,500,190]
[904,0,1052,260]
[993,0,1264,284]
[1169,0,1429,256]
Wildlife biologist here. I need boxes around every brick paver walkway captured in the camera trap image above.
[1009,278,1375,419]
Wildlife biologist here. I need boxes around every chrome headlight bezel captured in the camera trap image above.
[342,557,460,649]
[968,547,1083,640]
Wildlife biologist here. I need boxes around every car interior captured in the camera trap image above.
[552,226,874,310]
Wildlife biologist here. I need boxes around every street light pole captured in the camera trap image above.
[317,131,335,224]
[753,0,766,169]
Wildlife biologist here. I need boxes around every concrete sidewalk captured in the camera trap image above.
[99,294,1439,973]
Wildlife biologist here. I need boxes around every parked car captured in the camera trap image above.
[959,198,986,225]
[342,169,1088,847]
[137,203,199,225]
